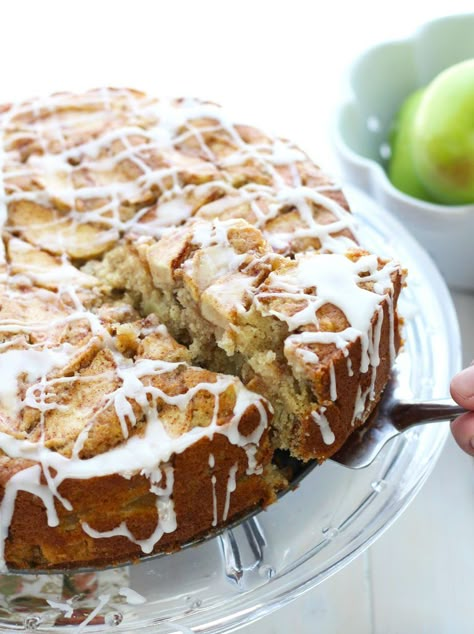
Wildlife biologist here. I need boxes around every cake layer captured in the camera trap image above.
[3,435,280,570]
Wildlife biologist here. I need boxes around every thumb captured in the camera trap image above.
[450,365,474,410]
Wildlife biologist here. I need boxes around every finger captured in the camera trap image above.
[451,411,474,456]
[450,365,474,410]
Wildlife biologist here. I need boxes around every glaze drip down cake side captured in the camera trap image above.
[0,89,405,570]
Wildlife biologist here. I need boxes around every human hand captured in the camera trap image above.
[450,365,474,456]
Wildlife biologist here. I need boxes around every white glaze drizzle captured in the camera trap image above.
[352,385,371,427]
[210,474,218,528]
[311,408,335,445]
[222,463,238,522]
[0,345,74,413]
[347,357,354,377]
[208,452,218,527]
[261,253,398,416]
[329,363,337,401]
[82,464,177,553]
[1,91,357,255]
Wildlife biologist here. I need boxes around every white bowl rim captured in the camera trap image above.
[333,12,474,217]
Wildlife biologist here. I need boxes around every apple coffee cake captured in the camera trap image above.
[0,88,404,570]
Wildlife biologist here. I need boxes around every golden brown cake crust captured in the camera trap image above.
[0,88,404,571]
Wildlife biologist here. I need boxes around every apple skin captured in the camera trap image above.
[388,88,434,201]
[412,59,474,205]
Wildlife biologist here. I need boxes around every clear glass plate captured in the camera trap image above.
[0,185,461,633]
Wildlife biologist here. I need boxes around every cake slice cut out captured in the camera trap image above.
[95,217,403,461]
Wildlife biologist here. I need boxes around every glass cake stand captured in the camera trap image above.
[0,186,461,633]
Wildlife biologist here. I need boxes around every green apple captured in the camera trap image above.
[388,88,434,201]
[412,59,474,205]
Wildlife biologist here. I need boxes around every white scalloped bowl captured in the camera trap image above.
[333,13,474,291]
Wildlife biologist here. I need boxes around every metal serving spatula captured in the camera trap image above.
[331,381,466,469]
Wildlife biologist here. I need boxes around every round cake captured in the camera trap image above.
[0,88,404,570]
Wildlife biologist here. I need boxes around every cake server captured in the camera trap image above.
[331,384,466,469]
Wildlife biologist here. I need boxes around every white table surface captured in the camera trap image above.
[1,2,473,632]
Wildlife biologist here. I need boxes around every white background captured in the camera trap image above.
[2,2,473,632]
[1,0,472,164]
